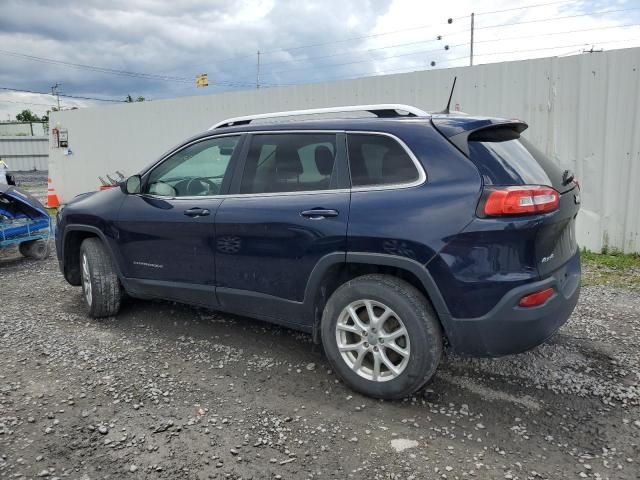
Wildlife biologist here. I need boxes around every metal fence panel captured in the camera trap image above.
[50,48,640,252]
[0,136,48,171]
[0,122,47,136]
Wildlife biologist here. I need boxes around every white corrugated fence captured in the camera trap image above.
[50,47,640,253]
[0,136,48,171]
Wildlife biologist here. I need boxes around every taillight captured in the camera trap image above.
[482,186,559,217]
[518,287,554,307]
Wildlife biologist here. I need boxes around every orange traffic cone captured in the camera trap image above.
[47,177,60,208]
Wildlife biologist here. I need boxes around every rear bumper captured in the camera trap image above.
[442,249,581,356]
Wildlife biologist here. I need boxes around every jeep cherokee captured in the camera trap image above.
[55,104,581,399]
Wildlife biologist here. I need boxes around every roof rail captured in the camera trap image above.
[209,104,428,129]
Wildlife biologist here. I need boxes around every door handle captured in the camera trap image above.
[184,207,210,218]
[300,209,339,219]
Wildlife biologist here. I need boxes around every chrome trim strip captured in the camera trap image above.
[141,189,351,201]
[210,104,429,129]
[140,129,425,200]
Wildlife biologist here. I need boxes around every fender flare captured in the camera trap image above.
[345,252,451,318]
[62,224,125,280]
[304,251,451,341]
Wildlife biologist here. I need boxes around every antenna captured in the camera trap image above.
[438,76,457,114]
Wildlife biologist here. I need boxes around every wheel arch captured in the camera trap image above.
[62,225,122,286]
[305,252,451,343]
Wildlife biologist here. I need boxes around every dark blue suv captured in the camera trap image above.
[55,104,581,399]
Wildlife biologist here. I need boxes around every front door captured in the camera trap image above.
[115,134,242,306]
[215,132,350,325]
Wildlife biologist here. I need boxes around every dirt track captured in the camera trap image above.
[1,244,639,480]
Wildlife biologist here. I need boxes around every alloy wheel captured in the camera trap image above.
[335,299,410,382]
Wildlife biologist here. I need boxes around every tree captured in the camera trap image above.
[16,109,41,122]
[125,95,146,103]
[42,107,58,124]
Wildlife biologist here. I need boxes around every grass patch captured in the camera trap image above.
[581,248,640,289]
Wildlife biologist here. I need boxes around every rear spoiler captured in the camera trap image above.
[431,117,528,157]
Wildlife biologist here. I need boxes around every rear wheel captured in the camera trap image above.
[80,238,122,318]
[321,274,442,400]
[18,239,50,260]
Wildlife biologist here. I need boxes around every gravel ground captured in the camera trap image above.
[1,175,639,480]
[9,170,48,204]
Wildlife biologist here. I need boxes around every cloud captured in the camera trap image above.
[0,0,639,120]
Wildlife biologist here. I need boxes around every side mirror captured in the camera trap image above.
[122,175,141,194]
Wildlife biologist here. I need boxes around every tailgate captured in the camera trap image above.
[432,116,581,276]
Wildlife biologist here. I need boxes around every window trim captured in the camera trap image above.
[346,131,427,192]
[137,129,426,200]
[139,133,244,200]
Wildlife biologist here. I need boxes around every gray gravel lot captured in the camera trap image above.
[1,176,639,479]
[8,170,48,204]
[1,251,638,480]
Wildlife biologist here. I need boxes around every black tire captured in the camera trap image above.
[18,239,50,260]
[321,274,443,400]
[79,238,122,318]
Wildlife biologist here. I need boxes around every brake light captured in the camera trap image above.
[482,186,559,216]
[518,287,554,307]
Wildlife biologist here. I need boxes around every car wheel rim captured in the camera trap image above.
[335,299,410,382]
[81,253,92,307]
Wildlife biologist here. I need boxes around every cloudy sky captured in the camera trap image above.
[1,0,640,120]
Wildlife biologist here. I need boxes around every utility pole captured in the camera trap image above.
[51,83,61,110]
[256,51,261,90]
[470,13,475,66]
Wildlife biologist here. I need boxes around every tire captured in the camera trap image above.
[18,239,50,260]
[321,274,443,400]
[79,238,122,318]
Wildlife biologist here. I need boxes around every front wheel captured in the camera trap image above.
[80,238,122,318]
[321,274,443,400]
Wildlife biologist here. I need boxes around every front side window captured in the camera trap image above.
[146,135,239,197]
[240,133,337,194]
[347,134,420,187]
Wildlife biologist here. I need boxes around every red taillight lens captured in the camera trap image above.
[518,287,554,307]
[483,186,559,216]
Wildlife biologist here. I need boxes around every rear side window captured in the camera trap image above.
[468,138,562,188]
[347,134,419,187]
[240,133,337,194]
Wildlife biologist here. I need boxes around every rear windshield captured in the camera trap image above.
[468,137,565,190]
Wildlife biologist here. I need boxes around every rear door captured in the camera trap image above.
[214,131,350,325]
[115,134,242,306]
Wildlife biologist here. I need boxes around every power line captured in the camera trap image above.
[475,6,640,32]
[212,0,581,62]
[471,22,640,46]
[0,49,286,88]
[295,37,637,85]
[228,7,640,81]
[0,86,125,103]
[0,98,63,108]
[229,21,640,77]
[467,37,636,59]
[221,35,449,75]
[474,0,580,17]
[256,27,638,80]
[2,1,622,91]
